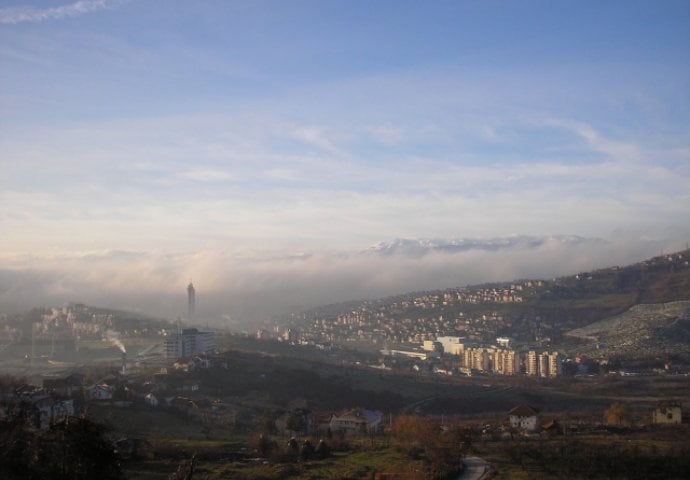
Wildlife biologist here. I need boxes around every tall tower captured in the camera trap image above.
[187,281,196,320]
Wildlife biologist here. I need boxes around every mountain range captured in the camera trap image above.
[363,235,604,257]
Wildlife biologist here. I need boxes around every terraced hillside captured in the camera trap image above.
[564,300,690,361]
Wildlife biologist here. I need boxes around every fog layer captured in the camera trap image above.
[1,231,687,327]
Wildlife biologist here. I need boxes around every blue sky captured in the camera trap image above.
[1,1,689,320]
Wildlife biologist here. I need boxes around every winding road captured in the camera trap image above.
[457,456,491,480]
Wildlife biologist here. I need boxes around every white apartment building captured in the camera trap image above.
[164,328,215,359]
[539,352,549,378]
[493,348,518,375]
[525,350,561,377]
[422,340,443,352]
[463,347,491,372]
[526,350,539,376]
[548,351,561,376]
[436,335,464,355]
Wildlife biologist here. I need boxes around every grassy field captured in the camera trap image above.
[202,447,422,480]
[90,403,234,440]
[123,438,422,480]
[474,427,690,480]
[120,426,690,480]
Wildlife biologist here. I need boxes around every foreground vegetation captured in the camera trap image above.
[117,425,690,480]
[123,415,467,480]
[0,405,122,480]
[478,428,690,480]
[2,393,689,480]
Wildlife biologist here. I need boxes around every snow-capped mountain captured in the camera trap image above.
[364,235,605,257]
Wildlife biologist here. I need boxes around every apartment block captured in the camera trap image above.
[164,328,215,359]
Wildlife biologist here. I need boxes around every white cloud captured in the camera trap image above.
[0,0,123,24]
[1,60,688,257]
[544,118,642,161]
[1,114,687,257]
[290,125,344,157]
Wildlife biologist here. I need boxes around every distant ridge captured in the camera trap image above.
[363,235,604,257]
[285,248,690,354]
[302,248,690,316]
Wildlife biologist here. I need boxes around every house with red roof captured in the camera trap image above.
[508,404,540,432]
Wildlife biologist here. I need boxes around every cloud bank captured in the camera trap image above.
[0,0,122,24]
[1,2,687,329]
[1,232,687,327]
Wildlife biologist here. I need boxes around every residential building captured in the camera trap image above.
[384,348,430,360]
[90,384,114,400]
[493,348,518,375]
[652,402,682,425]
[525,350,561,377]
[32,395,74,429]
[436,336,464,355]
[463,347,491,372]
[526,351,539,376]
[547,352,561,377]
[422,340,442,352]
[144,393,159,407]
[508,404,540,432]
[539,352,549,378]
[164,328,215,359]
[449,342,464,356]
[330,408,382,435]
[281,328,297,342]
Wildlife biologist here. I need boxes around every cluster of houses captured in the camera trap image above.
[0,364,387,440]
[505,401,683,436]
[1,358,683,446]
[6,304,173,346]
[274,401,684,441]
[0,354,230,429]
[278,281,552,350]
[275,408,384,437]
[1,374,82,428]
[278,251,690,359]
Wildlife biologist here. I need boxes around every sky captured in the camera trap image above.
[1,0,689,324]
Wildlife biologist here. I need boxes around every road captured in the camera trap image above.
[456,456,491,480]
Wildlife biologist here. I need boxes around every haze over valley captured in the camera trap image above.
[1,2,689,479]
[2,232,688,325]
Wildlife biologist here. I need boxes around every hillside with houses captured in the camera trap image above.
[274,249,690,369]
[1,250,689,479]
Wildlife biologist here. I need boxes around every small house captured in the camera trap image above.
[652,402,682,425]
[309,411,333,436]
[144,393,159,407]
[32,395,74,429]
[330,408,382,435]
[90,384,114,400]
[508,404,540,432]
